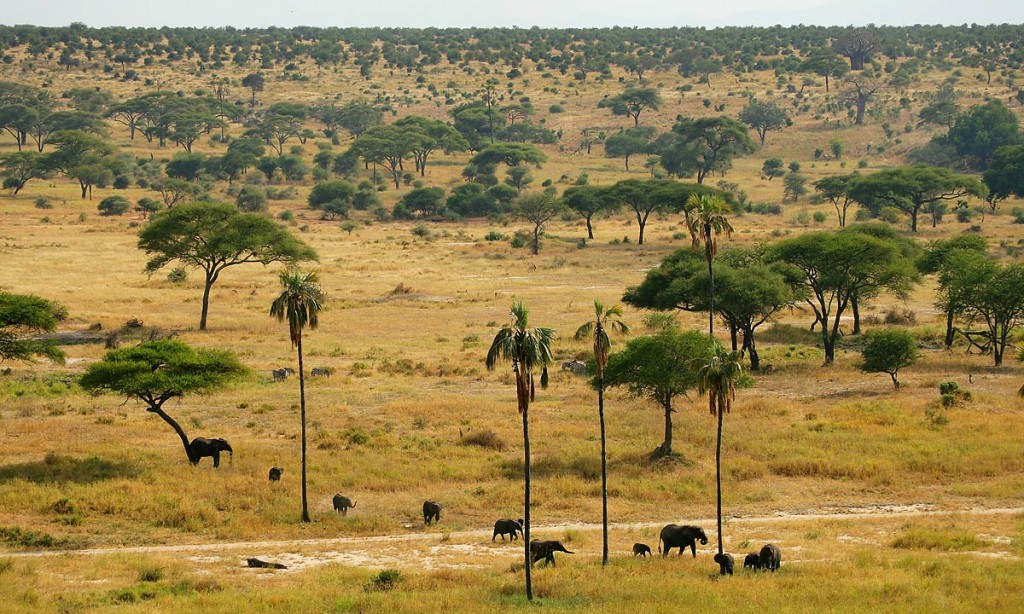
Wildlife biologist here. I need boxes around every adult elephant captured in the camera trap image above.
[187,437,233,468]
[658,524,708,557]
[759,543,781,572]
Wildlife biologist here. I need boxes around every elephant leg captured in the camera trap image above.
[212,452,220,468]
[690,542,697,558]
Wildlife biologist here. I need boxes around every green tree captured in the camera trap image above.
[45,130,115,199]
[97,195,130,216]
[468,143,547,169]
[739,99,789,146]
[323,101,383,138]
[513,191,564,255]
[783,173,809,203]
[575,301,628,566]
[848,165,986,232]
[597,87,662,126]
[485,302,554,602]
[0,292,67,363]
[812,174,858,227]
[348,124,417,189]
[394,115,470,177]
[982,145,1024,206]
[308,180,356,219]
[241,73,265,104]
[562,185,616,240]
[79,340,246,464]
[659,116,754,184]
[270,269,325,523]
[761,157,785,181]
[694,342,743,560]
[939,256,1024,366]
[917,100,961,132]
[917,234,989,349]
[840,74,881,126]
[603,126,654,171]
[799,49,848,93]
[0,150,52,195]
[944,100,1020,168]
[138,202,317,331]
[859,328,918,389]
[603,328,712,457]
[772,230,916,364]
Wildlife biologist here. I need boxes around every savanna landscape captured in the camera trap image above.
[0,22,1023,612]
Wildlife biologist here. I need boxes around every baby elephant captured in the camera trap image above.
[759,543,782,572]
[714,552,735,576]
[530,540,574,567]
[332,494,356,515]
[268,466,284,481]
[492,518,524,541]
[423,500,442,524]
[743,552,761,570]
[632,543,652,558]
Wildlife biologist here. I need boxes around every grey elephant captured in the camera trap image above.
[423,500,442,524]
[492,518,524,541]
[658,524,708,557]
[759,543,781,572]
[530,540,574,566]
[714,552,735,575]
[743,552,760,570]
[632,543,652,557]
[333,494,355,515]
[187,437,233,468]
[268,466,283,481]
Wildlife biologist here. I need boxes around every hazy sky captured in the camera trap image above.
[1,0,1021,29]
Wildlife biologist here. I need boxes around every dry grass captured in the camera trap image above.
[1,36,1023,610]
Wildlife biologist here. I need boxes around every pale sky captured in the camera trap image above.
[0,0,1021,29]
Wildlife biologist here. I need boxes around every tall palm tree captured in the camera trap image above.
[486,301,554,601]
[575,300,628,566]
[696,342,743,559]
[685,193,734,338]
[270,268,324,523]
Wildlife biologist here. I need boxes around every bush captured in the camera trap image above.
[859,328,918,389]
[365,569,402,592]
[97,196,131,216]
[167,267,188,284]
[235,186,268,212]
[460,429,506,451]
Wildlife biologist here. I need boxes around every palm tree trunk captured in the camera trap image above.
[716,403,724,556]
[298,333,310,523]
[522,404,533,600]
[598,376,608,566]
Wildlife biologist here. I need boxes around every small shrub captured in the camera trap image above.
[460,429,506,451]
[166,267,188,284]
[34,197,53,209]
[484,230,507,241]
[365,569,402,592]
[138,566,164,582]
[97,196,131,216]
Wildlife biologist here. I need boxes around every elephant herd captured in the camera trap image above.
[629,524,782,576]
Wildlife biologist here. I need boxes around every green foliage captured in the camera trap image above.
[97,195,131,216]
[859,328,918,389]
[235,185,268,212]
[761,157,785,180]
[365,569,402,592]
[739,98,789,145]
[943,100,1020,168]
[848,165,986,232]
[0,292,67,363]
[658,116,754,184]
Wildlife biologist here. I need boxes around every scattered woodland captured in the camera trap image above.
[0,23,1023,612]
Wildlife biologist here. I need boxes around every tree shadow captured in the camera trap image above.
[0,453,140,485]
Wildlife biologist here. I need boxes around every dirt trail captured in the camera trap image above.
[4,504,1021,572]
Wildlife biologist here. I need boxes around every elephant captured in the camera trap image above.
[743,552,761,570]
[632,543,652,558]
[561,360,587,375]
[246,558,287,570]
[658,524,708,557]
[492,518,524,541]
[423,500,442,524]
[714,552,735,576]
[759,543,781,572]
[333,494,355,515]
[268,466,284,481]
[187,437,233,468]
[530,540,574,566]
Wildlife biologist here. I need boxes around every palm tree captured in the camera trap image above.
[575,300,628,567]
[685,193,734,338]
[486,301,554,601]
[270,268,324,523]
[696,342,743,559]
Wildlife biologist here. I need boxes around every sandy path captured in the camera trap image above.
[4,504,1021,572]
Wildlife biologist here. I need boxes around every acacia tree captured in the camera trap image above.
[695,343,742,561]
[603,328,712,457]
[597,87,662,126]
[812,174,858,227]
[0,292,67,363]
[270,269,325,523]
[917,234,989,348]
[659,117,754,184]
[562,185,616,240]
[575,301,628,566]
[848,165,986,232]
[739,99,789,146]
[138,202,317,330]
[604,126,655,170]
[79,340,246,464]
[772,231,916,365]
[938,255,1024,366]
[799,49,848,93]
[394,115,470,177]
[241,73,265,104]
[513,191,564,255]
[486,302,554,602]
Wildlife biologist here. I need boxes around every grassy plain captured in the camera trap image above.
[0,36,1023,612]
